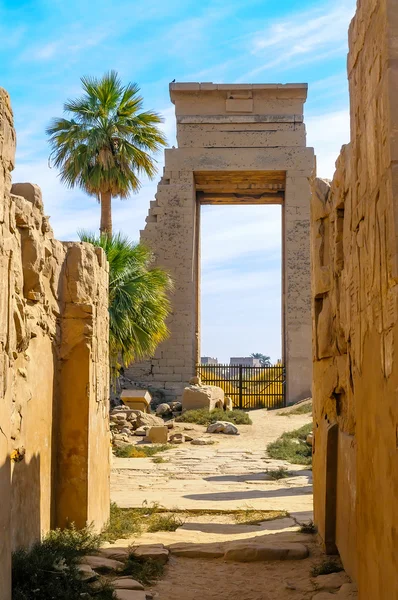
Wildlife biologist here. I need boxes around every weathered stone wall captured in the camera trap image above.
[128,83,314,405]
[311,0,398,596]
[0,88,110,600]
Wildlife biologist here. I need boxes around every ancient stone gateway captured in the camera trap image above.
[128,83,315,405]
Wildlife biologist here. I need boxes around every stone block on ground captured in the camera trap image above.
[114,591,147,600]
[191,437,215,445]
[168,542,225,559]
[99,547,129,561]
[314,572,350,590]
[182,384,225,411]
[223,543,309,562]
[112,578,144,590]
[82,555,125,572]
[133,545,169,565]
[147,426,168,444]
[121,390,152,413]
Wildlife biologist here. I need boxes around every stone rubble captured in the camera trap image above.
[206,421,239,435]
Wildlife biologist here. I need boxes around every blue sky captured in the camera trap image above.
[0,0,356,363]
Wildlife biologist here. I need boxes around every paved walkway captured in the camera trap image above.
[111,408,313,517]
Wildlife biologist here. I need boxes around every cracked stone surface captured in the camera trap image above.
[111,409,313,514]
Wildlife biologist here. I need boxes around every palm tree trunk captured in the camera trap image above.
[100,191,112,236]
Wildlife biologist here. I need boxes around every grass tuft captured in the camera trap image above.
[234,509,288,526]
[311,558,344,577]
[278,402,313,416]
[113,444,172,458]
[267,423,313,465]
[147,513,184,532]
[266,466,292,480]
[300,520,317,534]
[175,407,252,426]
[12,525,113,600]
[152,456,169,464]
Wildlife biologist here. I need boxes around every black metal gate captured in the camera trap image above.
[196,364,286,409]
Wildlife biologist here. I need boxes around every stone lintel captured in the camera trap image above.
[177,114,304,124]
[170,82,308,98]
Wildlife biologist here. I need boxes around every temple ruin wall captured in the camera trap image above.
[311,0,398,597]
[0,88,110,600]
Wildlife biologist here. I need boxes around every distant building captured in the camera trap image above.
[201,356,218,365]
[230,357,261,367]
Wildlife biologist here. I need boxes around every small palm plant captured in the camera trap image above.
[79,232,172,374]
[47,71,167,236]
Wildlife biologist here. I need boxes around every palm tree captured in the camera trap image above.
[250,352,271,366]
[47,71,167,236]
[79,232,173,373]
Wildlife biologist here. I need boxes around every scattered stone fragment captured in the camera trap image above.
[114,590,146,600]
[306,433,313,446]
[223,543,309,562]
[169,401,182,411]
[134,427,149,436]
[156,403,172,416]
[133,545,169,565]
[169,432,185,444]
[184,434,194,442]
[82,555,125,572]
[314,572,350,590]
[191,437,215,445]
[77,563,97,582]
[224,423,239,435]
[206,421,238,435]
[189,376,201,385]
[136,412,164,428]
[112,578,144,590]
[165,419,175,429]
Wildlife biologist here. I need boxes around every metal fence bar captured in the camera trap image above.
[196,364,286,409]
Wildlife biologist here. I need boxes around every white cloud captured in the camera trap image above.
[307,109,350,179]
[236,0,355,80]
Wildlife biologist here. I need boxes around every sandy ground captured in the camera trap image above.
[111,408,313,514]
[108,406,340,600]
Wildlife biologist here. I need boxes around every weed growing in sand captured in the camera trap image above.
[267,423,313,465]
[147,513,184,532]
[113,444,172,458]
[311,558,344,577]
[266,466,292,480]
[300,520,317,534]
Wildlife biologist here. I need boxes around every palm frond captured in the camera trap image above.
[79,231,173,369]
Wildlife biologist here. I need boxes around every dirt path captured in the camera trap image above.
[111,408,313,516]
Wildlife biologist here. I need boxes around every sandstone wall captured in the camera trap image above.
[311,0,398,596]
[0,88,110,600]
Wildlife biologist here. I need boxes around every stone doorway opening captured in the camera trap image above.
[200,199,283,403]
[127,82,314,405]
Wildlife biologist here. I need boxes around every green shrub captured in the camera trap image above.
[175,408,252,426]
[300,520,317,534]
[12,525,113,600]
[266,423,313,465]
